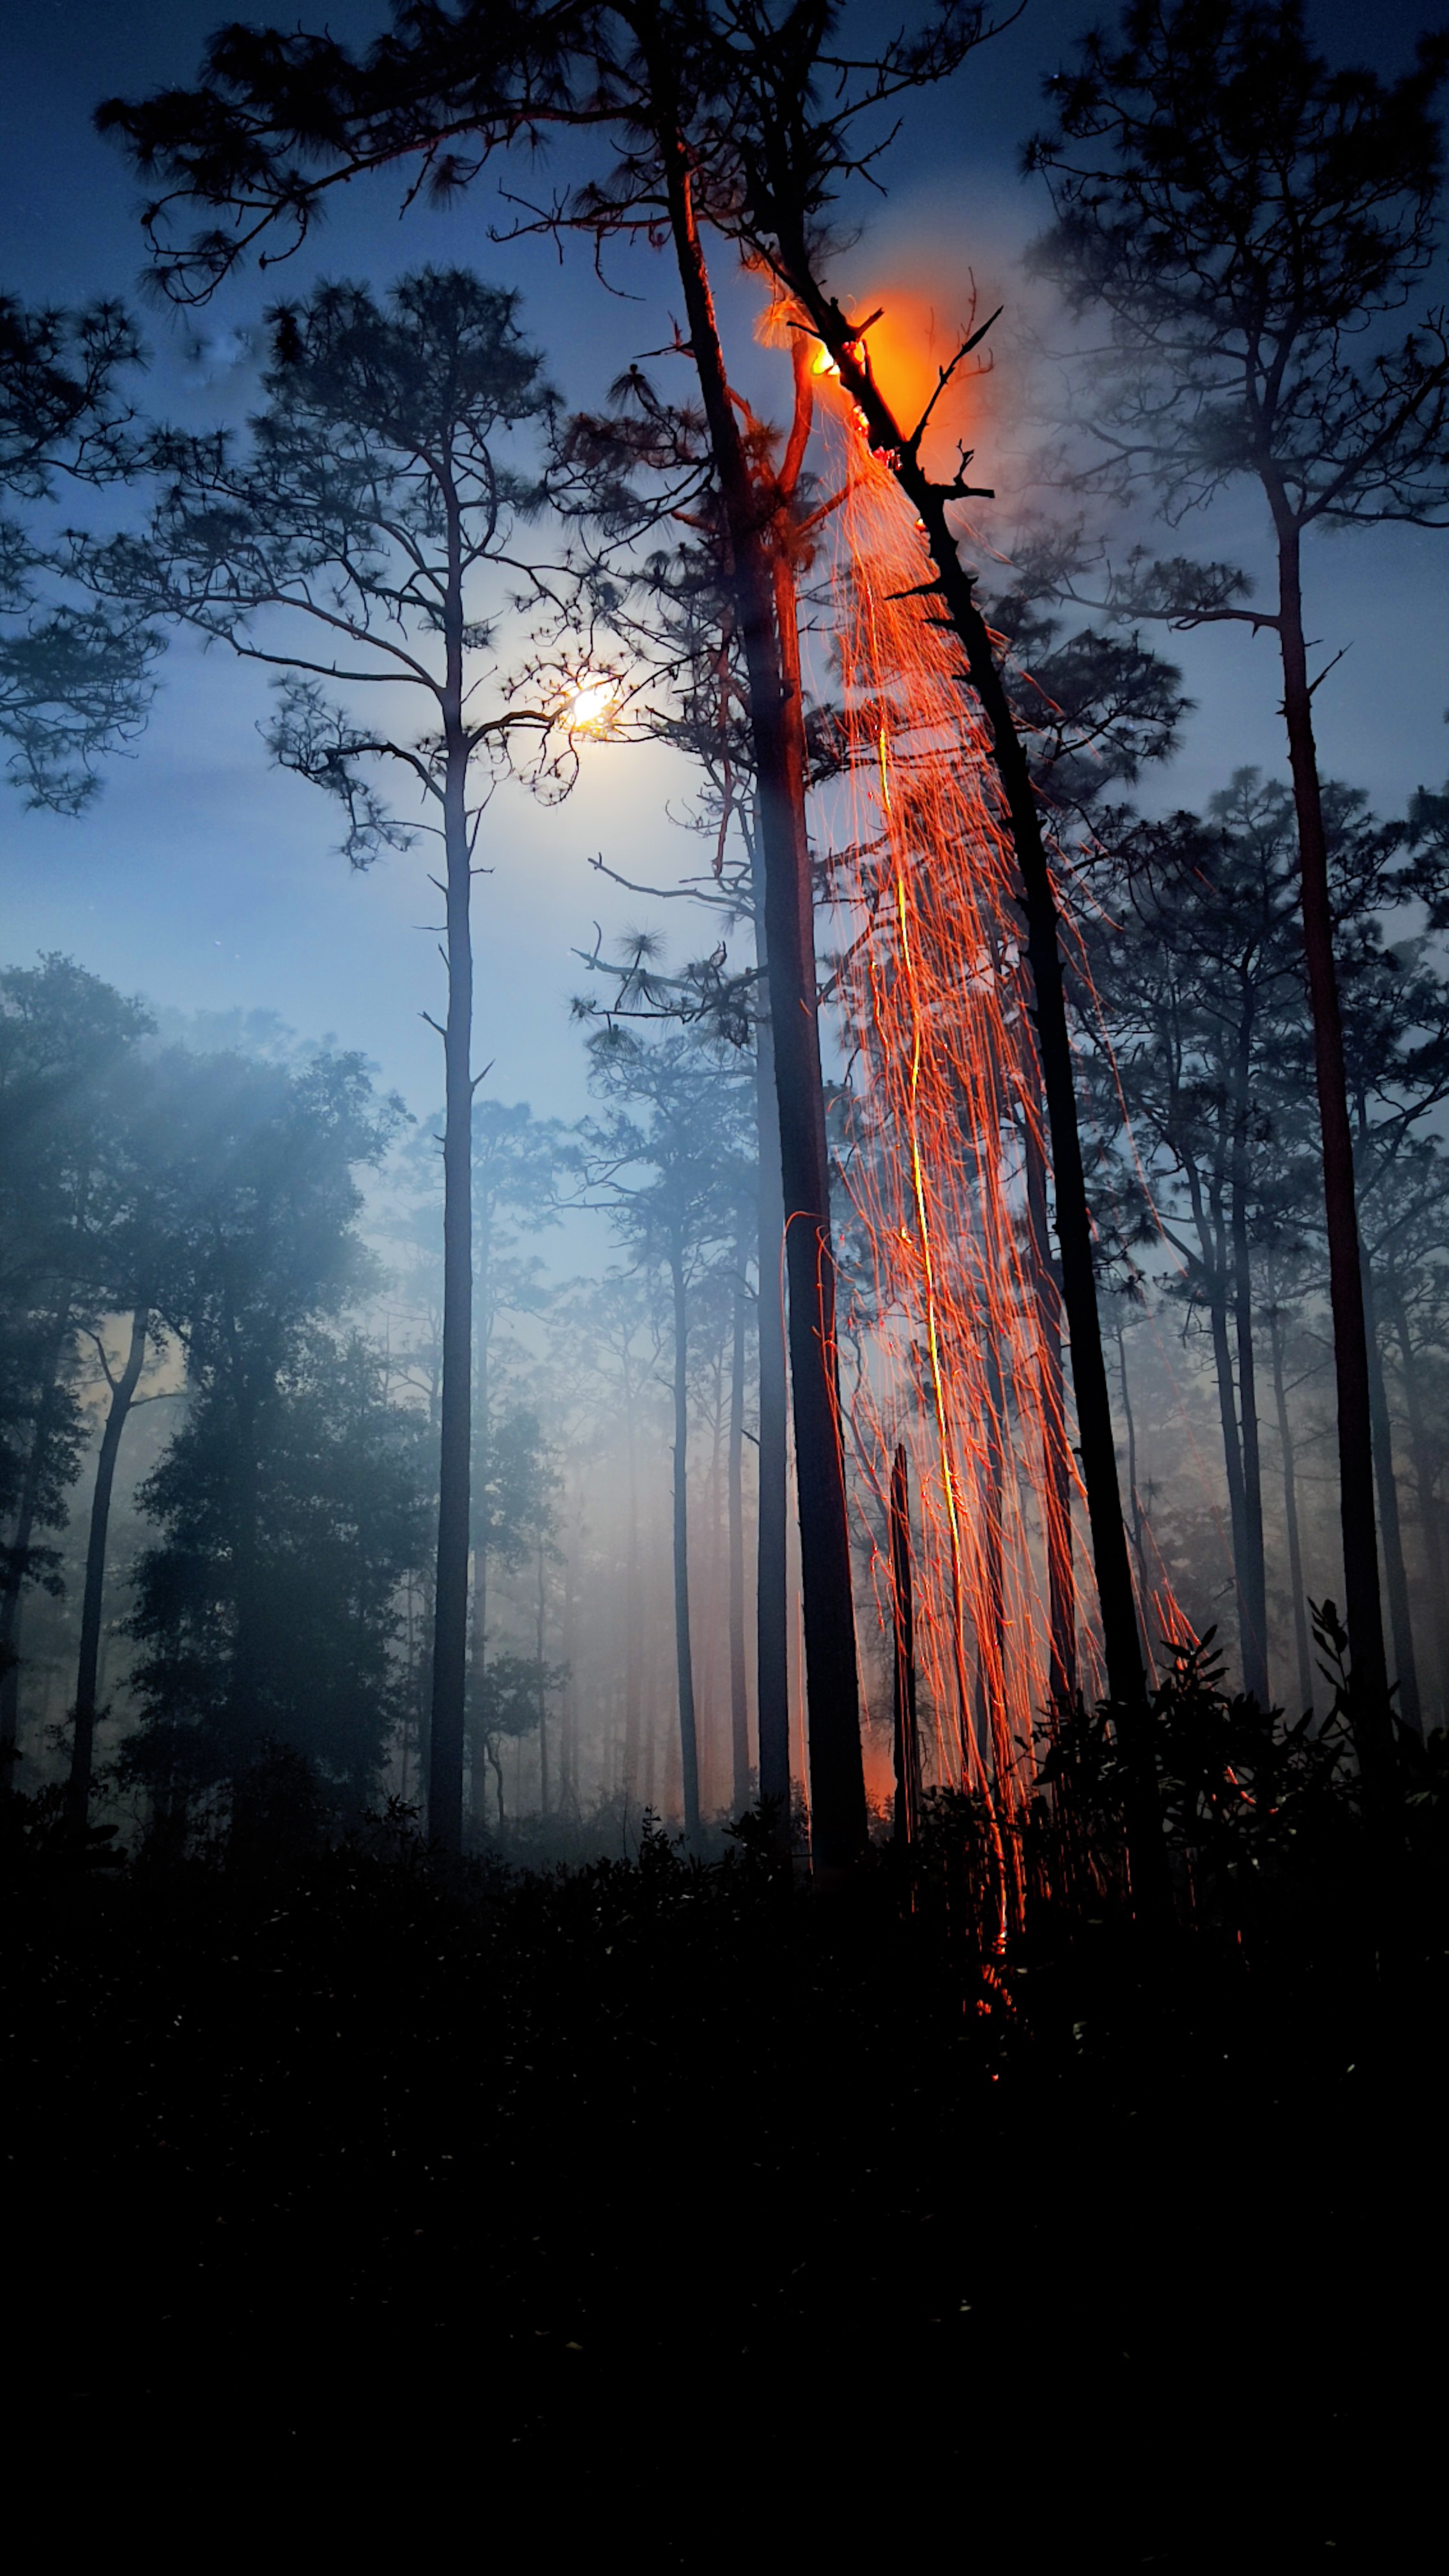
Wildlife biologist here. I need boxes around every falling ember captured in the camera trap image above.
[814,410,1188,1899]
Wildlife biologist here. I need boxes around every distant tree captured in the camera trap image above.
[583,1023,753,1844]
[1025,0,1449,1795]
[0,295,163,811]
[82,270,563,1851]
[0,956,153,1786]
[125,1328,429,1801]
[1082,774,1318,1704]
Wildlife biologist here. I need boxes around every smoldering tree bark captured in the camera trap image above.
[786,293,1169,1920]
[668,1232,702,1846]
[889,1443,921,1850]
[660,129,865,1871]
[1360,1245,1422,1736]
[1274,518,1393,1798]
[728,1248,751,1812]
[747,822,791,1844]
[1266,1285,1314,1722]
[67,1305,148,1830]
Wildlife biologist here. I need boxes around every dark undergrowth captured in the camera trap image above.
[4,1775,1444,2566]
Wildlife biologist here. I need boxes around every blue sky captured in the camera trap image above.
[3,0,1444,1131]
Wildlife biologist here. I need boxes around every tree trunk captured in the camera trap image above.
[68,1306,148,1830]
[1188,1160,1259,1698]
[661,135,865,1873]
[622,1379,643,1807]
[427,696,473,1851]
[1,1305,73,1790]
[747,818,792,1843]
[889,1443,921,1849]
[1390,1276,1449,1728]
[470,1209,491,1829]
[535,1531,550,1814]
[728,1250,750,1813]
[669,1236,702,1845]
[1274,521,1393,1798]
[1266,1287,1314,1721]
[788,309,1169,1920]
[1229,1036,1271,1704]
[1361,1244,1422,1736]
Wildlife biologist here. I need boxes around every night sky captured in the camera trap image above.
[3,0,1442,1130]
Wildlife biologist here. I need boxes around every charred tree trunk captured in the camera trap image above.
[728,1248,751,1813]
[661,134,865,1873]
[790,298,1168,1920]
[1273,516,1393,1798]
[668,1232,702,1846]
[889,1443,921,1850]
[68,1306,148,1831]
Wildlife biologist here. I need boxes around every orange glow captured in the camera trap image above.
[839,288,983,475]
[816,418,1189,1923]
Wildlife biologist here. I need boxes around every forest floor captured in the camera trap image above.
[4,1827,1441,2564]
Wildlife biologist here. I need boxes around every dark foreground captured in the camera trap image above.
[5,1826,1441,2563]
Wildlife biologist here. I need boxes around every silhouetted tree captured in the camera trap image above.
[1025,0,1449,1798]
[82,270,562,1850]
[0,295,162,810]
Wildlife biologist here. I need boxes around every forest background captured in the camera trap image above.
[3,0,1447,1851]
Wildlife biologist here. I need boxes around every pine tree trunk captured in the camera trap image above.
[660,134,865,1873]
[728,1253,750,1812]
[1273,519,1393,1797]
[669,1234,702,1845]
[1,1305,73,1790]
[536,1533,550,1815]
[1229,1048,1271,1703]
[1360,1245,1422,1735]
[748,821,792,1844]
[68,1306,148,1830]
[1389,1276,1449,1728]
[786,293,1169,1920]
[1266,1285,1314,1721]
[622,1385,643,1807]
[470,1215,491,1828]
[427,697,473,1851]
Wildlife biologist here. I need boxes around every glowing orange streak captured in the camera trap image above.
[878,692,982,1789]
